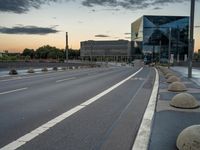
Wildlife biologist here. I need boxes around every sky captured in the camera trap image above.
[0,0,200,52]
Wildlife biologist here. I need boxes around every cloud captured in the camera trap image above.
[81,0,191,10]
[82,0,118,7]
[153,7,161,10]
[95,34,110,37]
[0,25,59,35]
[0,0,66,14]
[102,8,120,11]
[0,0,196,14]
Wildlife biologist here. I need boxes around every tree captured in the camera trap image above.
[22,48,35,59]
[35,45,52,59]
[35,45,65,59]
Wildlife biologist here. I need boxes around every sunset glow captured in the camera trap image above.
[0,0,200,52]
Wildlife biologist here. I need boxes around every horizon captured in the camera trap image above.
[0,0,200,52]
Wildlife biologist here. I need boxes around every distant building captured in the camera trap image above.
[131,15,189,61]
[80,40,130,61]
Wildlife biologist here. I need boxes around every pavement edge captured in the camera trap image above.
[132,68,159,150]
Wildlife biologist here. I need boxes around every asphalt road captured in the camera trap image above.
[0,66,155,150]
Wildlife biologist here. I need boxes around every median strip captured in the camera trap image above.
[0,68,143,150]
[0,87,28,95]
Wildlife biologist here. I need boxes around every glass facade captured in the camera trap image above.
[131,15,189,61]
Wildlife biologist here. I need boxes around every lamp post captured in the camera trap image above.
[168,28,172,68]
[159,40,162,64]
[65,32,69,63]
[90,41,93,63]
[177,27,180,63]
[188,0,195,78]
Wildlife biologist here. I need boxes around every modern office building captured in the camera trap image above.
[131,15,189,61]
[80,40,130,61]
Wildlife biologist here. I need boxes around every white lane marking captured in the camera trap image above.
[56,77,76,83]
[0,67,143,150]
[0,88,28,95]
[132,68,159,150]
[81,67,143,106]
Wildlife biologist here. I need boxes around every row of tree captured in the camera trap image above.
[22,45,80,60]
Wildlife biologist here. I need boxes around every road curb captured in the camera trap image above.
[132,68,159,150]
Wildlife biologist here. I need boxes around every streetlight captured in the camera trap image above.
[65,32,69,63]
[176,26,180,63]
[188,0,195,78]
[168,28,172,68]
[90,41,93,63]
[159,40,162,64]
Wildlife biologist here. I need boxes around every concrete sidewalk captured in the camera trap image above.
[148,67,200,150]
[171,66,200,86]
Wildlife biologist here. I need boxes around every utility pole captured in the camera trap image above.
[188,0,195,78]
[65,32,69,63]
[90,41,93,63]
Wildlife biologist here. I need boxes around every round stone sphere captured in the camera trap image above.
[162,69,169,74]
[170,93,199,109]
[177,125,200,150]
[165,73,174,79]
[168,82,187,92]
[167,76,181,83]
[159,67,167,73]
[9,69,18,75]
[27,68,35,73]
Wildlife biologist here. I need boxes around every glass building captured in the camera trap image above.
[131,15,189,61]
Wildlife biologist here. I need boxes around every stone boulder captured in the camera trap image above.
[177,125,200,150]
[168,82,187,92]
[170,93,199,109]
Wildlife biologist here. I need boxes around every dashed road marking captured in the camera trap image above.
[0,87,28,95]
